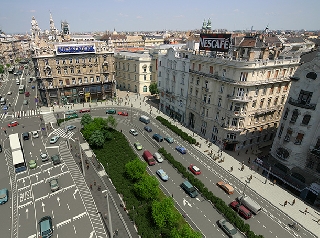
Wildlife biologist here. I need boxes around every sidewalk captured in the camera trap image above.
[51,91,320,236]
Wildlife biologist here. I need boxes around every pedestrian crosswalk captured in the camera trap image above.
[52,127,75,141]
[0,109,40,119]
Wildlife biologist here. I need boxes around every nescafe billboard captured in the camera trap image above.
[199,34,231,52]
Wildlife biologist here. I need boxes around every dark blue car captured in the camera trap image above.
[176,146,187,154]
[144,126,152,132]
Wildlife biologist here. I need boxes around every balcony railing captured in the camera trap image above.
[227,94,251,102]
[288,97,316,110]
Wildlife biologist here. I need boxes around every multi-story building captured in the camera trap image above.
[185,34,301,151]
[32,41,116,106]
[270,52,320,182]
[157,47,190,123]
[114,50,156,94]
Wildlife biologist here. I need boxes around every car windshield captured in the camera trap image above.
[193,166,200,172]
[0,193,6,199]
[51,180,58,186]
[41,154,47,158]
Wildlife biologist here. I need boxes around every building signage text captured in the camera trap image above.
[199,34,231,52]
[56,45,95,55]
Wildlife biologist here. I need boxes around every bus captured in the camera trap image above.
[9,133,27,173]
[19,85,25,94]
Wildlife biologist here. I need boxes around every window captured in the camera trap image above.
[57,69,61,74]
[277,86,281,93]
[208,95,211,104]
[159,71,162,77]
[180,88,184,97]
[144,75,147,81]
[62,59,66,64]
[190,87,193,94]
[82,58,85,63]
[76,58,79,63]
[78,78,82,84]
[290,109,299,123]
[219,85,224,93]
[267,98,272,107]
[270,85,274,94]
[206,109,209,117]
[274,70,279,78]
[255,87,259,96]
[72,78,76,84]
[69,58,73,64]
[301,115,311,125]
[212,126,218,134]
[91,77,94,83]
[274,97,279,106]
[240,72,248,81]
[59,80,63,85]
[70,68,74,74]
[203,94,207,103]
[181,76,184,85]
[56,59,59,65]
[278,124,284,138]
[284,128,292,142]
[262,86,267,95]
[266,71,271,79]
[198,64,201,71]
[298,90,313,104]
[195,90,198,97]
[196,78,200,85]
[252,100,257,108]
[143,86,147,92]
[205,81,208,88]
[231,118,238,127]
[260,98,265,108]
[237,88,245,97]
[295,133,304,145]
[218,98,222,107]
[222,69,226,77]
[283,83,289,92]
[283,108,289,120]
[88,57,91,63]
[84,77,88,83]
[227,133,236,140]
[210,66,214,74]
[215,111,219,120]
[96,76,100,82]
[281,95,286,104]
[64,68,68,74]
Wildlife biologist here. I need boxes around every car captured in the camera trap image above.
[156,169,169,181]
[50,136,60,144]
[49,178,59,192]
[7,91,12,95]
[67,113,78,119]
[40,153,48,162]
[8,121,19,127]
[51,154,61,165]
[188,164,201,175]
[134,142,143,150]
[25,91,30,97]
[117,111,128,116]
[23,99,28,105]
[129,129,138,136]
[153,133,163,142]
[229,200,252,219]
[32,131,39,138]
[217,181,234,195]
[0,188,9,205]
[144,126,152,132]
[218,218,243,238]
[66,125,76,131]
[38,216,53,238]
[22,132,30,140]
[164,137,174,144]
[28,160,37,169]
[106,109,116,114]
[0,144,2,153]
[79,108,90,113]
[65,110,76,115]
[176,146,187,154]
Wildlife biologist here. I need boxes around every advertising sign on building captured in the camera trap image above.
[56,45,95,55]
[199,34,231,52]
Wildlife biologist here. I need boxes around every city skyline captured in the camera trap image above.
[1,0,320,34]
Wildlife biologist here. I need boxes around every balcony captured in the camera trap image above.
[227,95,251,102]
[254,105,278,116]
[288,97,316,110]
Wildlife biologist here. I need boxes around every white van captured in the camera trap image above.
[139,115,150,124]
[237,195,262,215]
[0,98,6,105]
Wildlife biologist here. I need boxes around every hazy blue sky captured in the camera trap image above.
[1,0,319,34]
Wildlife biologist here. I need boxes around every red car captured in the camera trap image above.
[8,121,19,127]
[79,108,90,113]
[117,111,128,116]
[25,91,30,97]
[188,164,201,175]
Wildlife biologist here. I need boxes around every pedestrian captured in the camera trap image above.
[171,194,173,198]
[241,165,244,171]
[94,180,96,186]
[304,208,308,215]
[237,151,240,156]
[249,175,253,180]
[98,185,101,191]
[292,199,295,205]
[245,149,248,154]
[284,200,287,207]
[230,166,233,172]
[273,179,276,186]
[86,164,89,170]
[317,218,320,224]
[248,157,251,164]
[90,184,92,190]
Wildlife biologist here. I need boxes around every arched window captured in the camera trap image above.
[283,108,289,120]
[143,86,147,92]
[301,115,311,125]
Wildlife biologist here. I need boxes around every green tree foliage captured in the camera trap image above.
[106,115,117,128]
[82,117,109,140]
[0,65,4,74]
[125,158,147,181]
[149,82,159,95]
[152,198,179,229]
[134,175,159,200]
[81,113,92,126]
[89,130,105,148]
[170,224,202,238]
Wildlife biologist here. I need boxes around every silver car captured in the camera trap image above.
[129,129,138,136]
[49,178,59,192]
[218,219,244,238]
[50,136,60,144]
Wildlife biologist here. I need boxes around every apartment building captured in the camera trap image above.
[185,34,300,151]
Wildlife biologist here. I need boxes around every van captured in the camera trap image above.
[180,180,198,198]
[0,98,6,105]
[229,200,252,219]
[38,216,53,238]
[143,150,156,166]
[139,115,150,124]
[237,195,262,215]
[153,133,163,142]
[153,152,163,163]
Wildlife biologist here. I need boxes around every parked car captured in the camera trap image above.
[8,121,19,127]
[218,218,243,238]
[134,142,143,151]
[66,125,76,131]
[153,152,163,163]
[156,169,169,181]
[38,216,53,238]
[180,180,198,198]
[129,129,138,136]
[23,99,28,105]
[51,154,61,165]
[217,181,234,195]
[164,137,174,144]
[79,108,90,113]
[22,132,29,140]
[176,146,187,154]
[65,110,76,115]
[32,131,39,138]
[67,113,78,119]
[153,133,163,142]
[40,153,48,162]
[7,91,12,95]
[49,178,59,192]
[25,91,30,97]
[28,160,37,169]
[117,111,128,116]
[0,188,9,205]
[106,109,116,114]
[188,164,201,175]
[50,136,60,144]
[144,126,152,132]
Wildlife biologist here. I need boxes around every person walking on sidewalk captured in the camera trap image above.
[284,200,287,207]
[304,208,308,215]
[292,199,295,205]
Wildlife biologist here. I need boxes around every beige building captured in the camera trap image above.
[186,34,301,151]
[32,41,116,106]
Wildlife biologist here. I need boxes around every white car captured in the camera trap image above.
[50,136,60,144]
[7,91,12,95]
[32,131,39,138]
[129,129,138,136]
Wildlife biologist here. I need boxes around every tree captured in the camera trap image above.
[125,158,147,181]
[89,130,105,147]
[170,223,202,238]
[0,65,4,74]
[149,83,158,95]
[82,117,108,140]
[152,198,179,229]
[106,115,117,128]
[134,175,159,200]
[81,113,92,126]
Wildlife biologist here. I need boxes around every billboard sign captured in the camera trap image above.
[199,34,231,52]
[56,45,95,55]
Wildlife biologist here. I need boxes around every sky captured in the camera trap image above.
[0,0,319,34]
